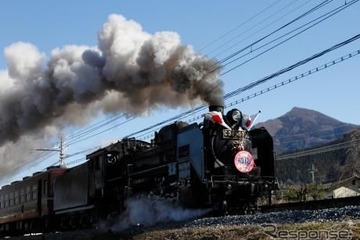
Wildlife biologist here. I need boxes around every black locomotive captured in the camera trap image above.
[0,105,276,236]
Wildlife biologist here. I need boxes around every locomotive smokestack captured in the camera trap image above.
[209,105,224,113]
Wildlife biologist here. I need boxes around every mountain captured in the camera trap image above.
[257,107,359,154]
[255,107,359,184]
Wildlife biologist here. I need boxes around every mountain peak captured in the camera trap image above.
[258,107,358,153]
[281,107,343,125]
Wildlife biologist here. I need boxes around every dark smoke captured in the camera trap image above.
[0,14,223,175]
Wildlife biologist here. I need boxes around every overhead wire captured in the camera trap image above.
[191,0,354,100]
[210,0,310,59]
[225,49,360,107]
[221,0,359,75]
[211,0,313,58]
[276,138,360,160]
[215,0,335,68]
[224,32,360,99]
[66,116,135,145]
[65,114,126,143]
[129,48,360,141]
[199,0,285,52]
[205,0,301,57]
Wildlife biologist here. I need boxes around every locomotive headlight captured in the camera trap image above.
[234,150,255,173]
[231,109,242,122]
[226,109,242,125]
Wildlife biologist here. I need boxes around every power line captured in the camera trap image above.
[204,0,300,56]
[200,0,286,52]
[224,33,360,99]
[209,0,311,59]
[276,138,360,160]
[132,48,360,141]
[65,114,125,142]
[220,0,359,74]
[216,0,335,68]
[224,49,360,103]
[66,116,135,145]
[193,0,358,102]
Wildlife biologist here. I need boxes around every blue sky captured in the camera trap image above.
[0,0,360,184]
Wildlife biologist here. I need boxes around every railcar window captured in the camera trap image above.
[95,156,103,170]
[32,185,37,200]
[0,195,3,209]
[20,189,25,203]
[43,180,48,195]
[10,192,14,207]
[5,194,8,208]
[26,186,31,201]
[15,191,19,205]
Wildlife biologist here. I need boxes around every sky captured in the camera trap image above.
[0,0,359,185]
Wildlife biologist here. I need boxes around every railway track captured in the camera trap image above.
[260,195,360,212]
[2,196,360,240]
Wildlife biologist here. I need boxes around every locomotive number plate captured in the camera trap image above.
[222,129,245,139]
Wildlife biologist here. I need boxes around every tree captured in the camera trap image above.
[306,183,324,200]
[283,185,305,202]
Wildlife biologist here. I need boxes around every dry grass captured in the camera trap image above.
[56,220,360,240]
[88,220,359,240]
[123,225,270,240]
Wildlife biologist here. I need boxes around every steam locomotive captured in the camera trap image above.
[0,105,276,236]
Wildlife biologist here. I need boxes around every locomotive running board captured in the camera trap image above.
[54,204,94,215]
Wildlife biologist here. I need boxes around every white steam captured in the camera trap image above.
[0,14,223,175]
[111,196,209,231]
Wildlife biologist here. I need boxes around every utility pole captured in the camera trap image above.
[36,137,66,167]
[309,163,317,183]
[59,138,65,166]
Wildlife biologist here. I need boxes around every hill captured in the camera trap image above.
[256,107,359,184]
[257,107,358,154]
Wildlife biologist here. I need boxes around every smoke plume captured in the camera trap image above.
[0,14,223,175]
